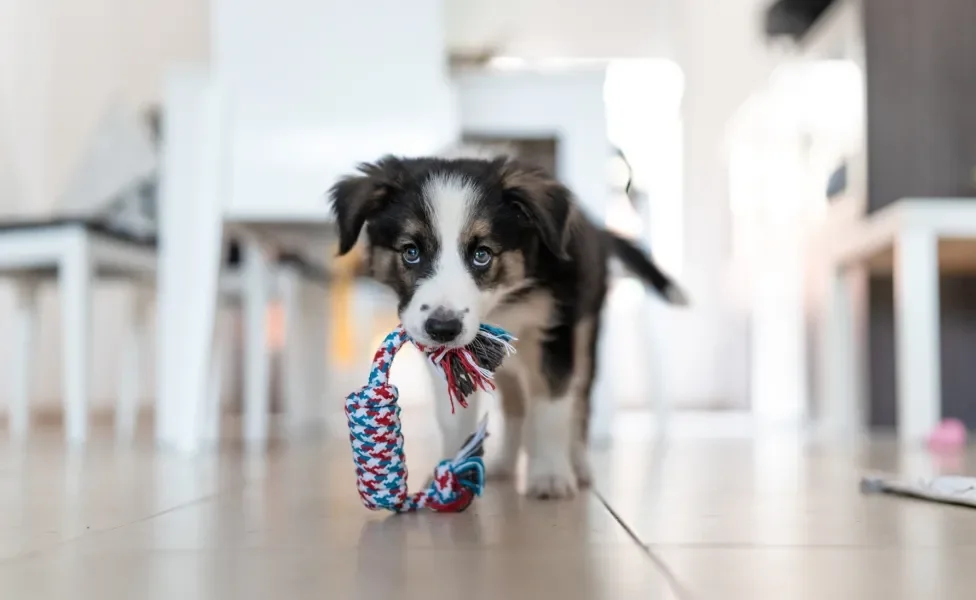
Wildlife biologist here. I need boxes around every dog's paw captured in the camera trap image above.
[526,456,578,499]
[571,448,593,489]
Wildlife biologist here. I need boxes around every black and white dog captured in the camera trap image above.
[330,156,686,499]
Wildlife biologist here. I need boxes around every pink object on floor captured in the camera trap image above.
[927,418,967,450]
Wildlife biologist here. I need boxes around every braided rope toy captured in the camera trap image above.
[345,324,516,513]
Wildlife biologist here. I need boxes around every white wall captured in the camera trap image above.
[0,0,208,216]
[666,0,778,408]
[0,0,54,216]
[446,0,675,59]
[0,0,207,413]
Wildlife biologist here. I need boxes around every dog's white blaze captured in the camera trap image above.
[400,174,482,346]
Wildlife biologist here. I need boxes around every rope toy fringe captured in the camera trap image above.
[345,324,516,513]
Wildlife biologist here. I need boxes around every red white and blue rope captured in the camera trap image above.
[344,324,515,513]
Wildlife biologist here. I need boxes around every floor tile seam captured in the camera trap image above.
[644,542,976,550]
[591,489,695,600]
[0,480,252,569]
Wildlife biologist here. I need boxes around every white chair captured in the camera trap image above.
[0,102,332,446]
[0,102,158,443]
[0,223,333,445]
[158,0,510,453]
[0,218,156,443]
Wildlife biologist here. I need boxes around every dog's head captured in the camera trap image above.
[329,155,572,347]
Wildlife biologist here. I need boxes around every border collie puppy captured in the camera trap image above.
[330,156,686,499]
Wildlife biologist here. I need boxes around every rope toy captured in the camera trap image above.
[345,324,516,513]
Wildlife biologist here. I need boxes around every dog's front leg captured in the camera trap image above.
[525,393,578,499]
[427,360,480,459]
[485,368,526,480]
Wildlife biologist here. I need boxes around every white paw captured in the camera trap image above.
[572,448,593,488]
[526,455,578,499]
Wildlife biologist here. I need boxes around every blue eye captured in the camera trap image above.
[401,244,421,265]
[472,247,493,268]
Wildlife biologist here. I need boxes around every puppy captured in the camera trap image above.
[329,156,686,499]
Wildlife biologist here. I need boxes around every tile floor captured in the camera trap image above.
[1,413,975,599]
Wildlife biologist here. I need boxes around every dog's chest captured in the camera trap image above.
[487,290,554,340]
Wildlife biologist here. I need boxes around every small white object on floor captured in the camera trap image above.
[861,473,976,507]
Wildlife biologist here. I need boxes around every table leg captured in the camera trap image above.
[894,229,941,443]
[820,263,867,436]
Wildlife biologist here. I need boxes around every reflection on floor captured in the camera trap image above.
[1,414,975,599]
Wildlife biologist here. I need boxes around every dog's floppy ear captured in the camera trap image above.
[494,158,573,260]
[328,156,405,255]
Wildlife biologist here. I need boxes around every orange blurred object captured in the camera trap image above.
[266,302,285,351]
[331,243,362,366]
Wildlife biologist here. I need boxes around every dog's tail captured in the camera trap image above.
[605,232,689,305]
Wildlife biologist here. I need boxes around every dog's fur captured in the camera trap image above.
[330,155,686,499]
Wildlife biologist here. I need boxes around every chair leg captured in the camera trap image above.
[9,280,39,438]
[116,287,151,442]
[243,235,272,444]
[306,280,330,427]
[203,308,227,445]
[60,230,92,445]
[279,265,307,433]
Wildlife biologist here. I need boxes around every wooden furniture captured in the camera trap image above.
[822,199,976,442]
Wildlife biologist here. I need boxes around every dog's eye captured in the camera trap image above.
[401,244,421,265]
[471,247,493,268]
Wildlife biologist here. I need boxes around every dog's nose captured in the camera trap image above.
[424,308,464,343]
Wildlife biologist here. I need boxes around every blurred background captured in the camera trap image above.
[0,0,971,451]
